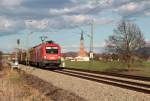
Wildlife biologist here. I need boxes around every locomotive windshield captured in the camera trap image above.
[46,46,58,54]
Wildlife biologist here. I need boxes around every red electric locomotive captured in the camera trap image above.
[28,41,61,67]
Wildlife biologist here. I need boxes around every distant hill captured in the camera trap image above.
[62,52,78,57]
[62,51,105,58]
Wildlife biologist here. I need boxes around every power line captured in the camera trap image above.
[40,35,48,44]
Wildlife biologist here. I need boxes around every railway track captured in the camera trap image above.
[53,68,150,94]
[15,64,150,94]
[63,68,150,82]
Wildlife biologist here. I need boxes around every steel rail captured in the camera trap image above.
[63,68,150,82]
[53,68,150,94]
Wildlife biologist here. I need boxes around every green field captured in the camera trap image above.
[64,60,150,77]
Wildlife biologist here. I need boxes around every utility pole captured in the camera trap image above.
[26,31,33,65]
[15,39,20,69]
[16,39,20,61]
[89,20,94,60]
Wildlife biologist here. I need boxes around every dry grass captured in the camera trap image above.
[0,65,85,101]
[0,68,51,101]
[21,72,85,101]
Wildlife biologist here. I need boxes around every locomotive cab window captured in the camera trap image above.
[46,46,58,54]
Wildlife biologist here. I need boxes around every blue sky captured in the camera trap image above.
[0,0,150,53]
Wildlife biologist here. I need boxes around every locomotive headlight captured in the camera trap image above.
[44,55,47,59]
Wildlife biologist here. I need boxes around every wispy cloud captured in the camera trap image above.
[114,0,150,17]
[0,0,150,35]
[25,19,49,30]
[0,16,23,32]
[144,11,150,16]
[49,2,96,16]
[0,0,23,8]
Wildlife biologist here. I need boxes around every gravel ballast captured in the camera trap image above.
[20,65,150,101]
[20,72,85,101]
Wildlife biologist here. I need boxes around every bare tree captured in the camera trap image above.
[106,20,145,68]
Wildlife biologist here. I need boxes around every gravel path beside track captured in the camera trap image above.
[20,65,150,101]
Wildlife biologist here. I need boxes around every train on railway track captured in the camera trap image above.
[18,40,61,67]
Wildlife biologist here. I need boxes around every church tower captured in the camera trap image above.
[78,31,87,57]
[75,30,89,61]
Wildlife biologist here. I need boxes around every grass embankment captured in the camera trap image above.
[0,65,85,101]
[64,60,150,77]
[0,68,49,101]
